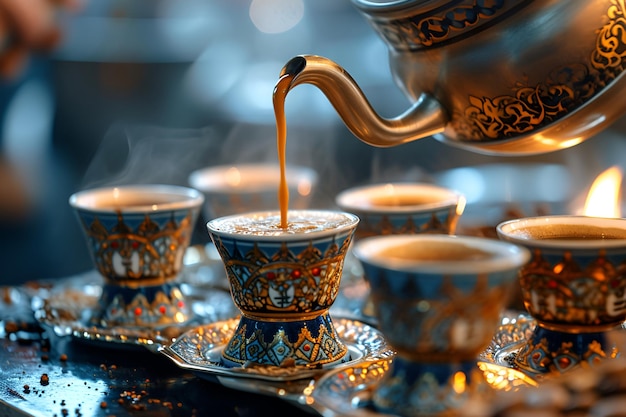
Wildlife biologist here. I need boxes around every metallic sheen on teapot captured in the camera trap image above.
[278,0,626,155]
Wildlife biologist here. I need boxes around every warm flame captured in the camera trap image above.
[583,165,623,218]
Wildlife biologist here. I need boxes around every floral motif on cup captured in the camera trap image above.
[222,314,348,366]
[356,210,456,239]
[453,0,626,141]
[212,236,352,316]
[92,284,190,327]
[513,336,616,376]
[371,274,509,360]
[80,211,195,283]
[519,251,626,329]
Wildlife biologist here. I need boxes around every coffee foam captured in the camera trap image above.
[508,224,626,240]
[69,185,204,213]
[207,210,358,237]
[336,183,462,213]
[354,235,530,274]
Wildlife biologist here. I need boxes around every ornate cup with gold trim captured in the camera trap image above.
[69,184,204,329]
[497,215,626,377]
[353,234,530,416]
[206,209,359,368]
[335,182,465,240]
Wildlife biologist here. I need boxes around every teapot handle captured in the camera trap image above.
[279,55,448,147]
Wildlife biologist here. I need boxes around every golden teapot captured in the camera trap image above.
[278,0,626,155]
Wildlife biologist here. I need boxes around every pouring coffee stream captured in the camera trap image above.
[274,73,291,229]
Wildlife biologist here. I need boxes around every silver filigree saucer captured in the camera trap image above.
[478,311,537,369]
[309,359,394,417]
[160,317,394,382]
[33,270,238,352]
[307,312,541,417]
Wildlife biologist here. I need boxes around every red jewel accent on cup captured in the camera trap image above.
[132,241,139,249]
[159,306,167,315]
[177,301,185,308]
[111,241,119,249]
[291,269,301,278]
[531,352,542,364]
[303,344,310,351]
[134,307,142,316]
[548,280,558,289]
[558,357,571,369]
[312,267,321,276]
[266,272,276,280]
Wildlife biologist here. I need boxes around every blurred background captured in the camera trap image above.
[1,0,625,284]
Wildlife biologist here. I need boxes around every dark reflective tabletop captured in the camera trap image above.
[0,330,317,417]
[0,265,325,417]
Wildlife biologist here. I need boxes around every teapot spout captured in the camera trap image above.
[277,55,447,147]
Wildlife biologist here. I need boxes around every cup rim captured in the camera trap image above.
[206,209,359,241]
[496,215,626,249]
[335,182,464,214]
[352,234,530,274]
[69,184,205,213]
[188,163,318,193]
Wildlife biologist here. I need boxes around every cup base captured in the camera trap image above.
[513,324,620,376]
[372,357,492,417]
[221,312,350,368]
[89,281,191,329]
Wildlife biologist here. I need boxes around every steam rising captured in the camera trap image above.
[80,121,339,208]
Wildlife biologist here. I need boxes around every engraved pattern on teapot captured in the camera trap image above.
[455,0,626,141]
[278,0,626,155]
[372,0,526,50]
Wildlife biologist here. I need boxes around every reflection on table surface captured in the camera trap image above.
[0,335,315,417]
[0,252,322,417]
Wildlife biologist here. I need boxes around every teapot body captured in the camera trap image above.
[279,0,626,155]
[355,0,626,153]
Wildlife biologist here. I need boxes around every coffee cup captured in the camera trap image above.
[69,184,204,328]
[335,182,465,240]
[206,209,359,368]
[497,215,626,376]
[353,234,530,416]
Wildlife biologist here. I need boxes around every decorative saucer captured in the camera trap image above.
[33,270,238,352]
[478,311,537,370]
[307,313,541,417]
[160,317,394,382]
[479,311,626,379]
[309,359,394,417]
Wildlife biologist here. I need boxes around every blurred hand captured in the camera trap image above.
[0,0,81,79]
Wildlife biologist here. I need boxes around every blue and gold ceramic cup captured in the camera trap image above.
[207,209,359,368]
[335,182,465,239]
[69,184,204,329]
[497,215,626,376]
[353,234,530,416]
